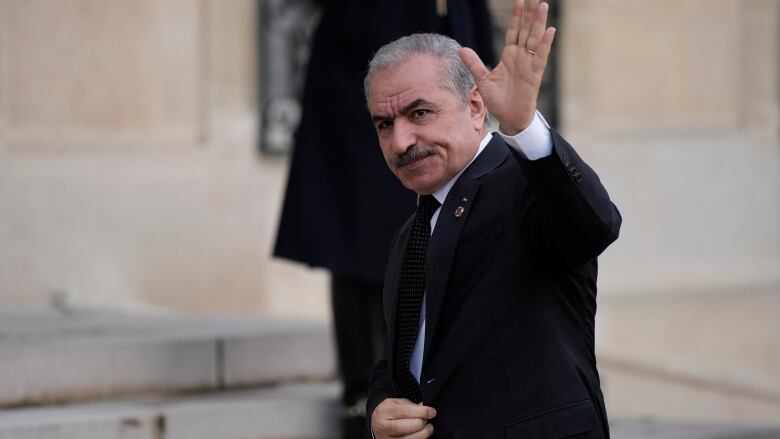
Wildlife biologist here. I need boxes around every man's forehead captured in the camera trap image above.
[369,56,443,95]
[381,53,440,77]
[368,66,454,116]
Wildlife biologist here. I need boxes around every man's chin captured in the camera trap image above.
[396,160,445,194]
[400,176,440,195]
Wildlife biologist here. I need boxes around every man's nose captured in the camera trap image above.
[390,119,417,155]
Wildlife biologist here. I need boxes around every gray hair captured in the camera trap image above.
[364,33,475,104]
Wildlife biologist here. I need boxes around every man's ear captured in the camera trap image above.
[468,85,487,129]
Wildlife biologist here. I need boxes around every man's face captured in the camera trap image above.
[367,55,486,195]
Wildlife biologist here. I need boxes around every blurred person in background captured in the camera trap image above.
[273,1,495,438]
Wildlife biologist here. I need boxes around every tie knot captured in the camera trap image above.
[417,195,440,222]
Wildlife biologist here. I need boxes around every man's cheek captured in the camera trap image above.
[384,156,396,172]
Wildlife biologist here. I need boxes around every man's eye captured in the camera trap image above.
[376,121,392,130]
[411,109,428,119]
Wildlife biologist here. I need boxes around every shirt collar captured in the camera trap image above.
[428,132,493,206]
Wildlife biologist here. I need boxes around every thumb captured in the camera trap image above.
[458,47,489,83]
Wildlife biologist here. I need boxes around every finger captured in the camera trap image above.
[504,0,523,46]
[517,0,539,46]
[384,418,428,436]
[386,399,437,420]
[512,0,525,19]
[532,27,555,72]
[407,423,435,439]
[525,2,549,52]
[458,47,490,83]
[504,13,520,46]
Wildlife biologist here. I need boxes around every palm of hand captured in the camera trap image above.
[459,0,555,135]
[480,45,545,134]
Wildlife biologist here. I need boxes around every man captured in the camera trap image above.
[364,1,621,437]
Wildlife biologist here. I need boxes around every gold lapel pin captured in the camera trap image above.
[455,206,465,218]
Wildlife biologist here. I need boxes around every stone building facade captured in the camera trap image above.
[0,0,777,426]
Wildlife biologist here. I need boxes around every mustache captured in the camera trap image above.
[395,144,436,167]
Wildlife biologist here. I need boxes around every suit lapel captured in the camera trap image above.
[422,135,510,367]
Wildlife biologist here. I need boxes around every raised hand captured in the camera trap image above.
[459,0,555,135]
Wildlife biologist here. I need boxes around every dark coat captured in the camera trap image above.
[274,0,496,281]
[368,133,622,438]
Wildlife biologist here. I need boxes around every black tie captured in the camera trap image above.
[394,194,440,403]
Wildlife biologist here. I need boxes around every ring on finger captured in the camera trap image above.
[526,48,536,55]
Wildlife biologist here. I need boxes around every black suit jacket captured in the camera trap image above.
[368,133,622,438]
[274,0,495,281]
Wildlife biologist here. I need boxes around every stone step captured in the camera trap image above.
[609,419,780,439]
[0,382,777,439]
[0,309,336,407]
[0,382,341,439]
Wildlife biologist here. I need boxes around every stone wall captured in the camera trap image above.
[0,0,778,427]
[0,0,329,317]
[558,0,780,296]
[553,0,780,425]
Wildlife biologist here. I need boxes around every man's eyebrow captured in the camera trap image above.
[371,98,434,122]
[399,98,433,114]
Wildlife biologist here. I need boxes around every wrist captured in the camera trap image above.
[497,114,535,136]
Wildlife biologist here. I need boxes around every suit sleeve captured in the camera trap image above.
[511,130,622,267]
[366,225,409,429]
[366,357,394,430]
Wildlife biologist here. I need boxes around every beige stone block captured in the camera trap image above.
[205,0,257,115]
[0,0,330,317]
[0,140,329,318]
[596,290,780,426]
[222,321,336,387]
[0,0,202,147]
[575,133,780,296]
[598,291,780,392]
[0,334,219,407]
[0,404,160,439]
[742,0,780,138]
[0,310,338,407]
[602,366,780,426]
[0,383,340,439]
[561,0,746,136]
[163,383,341,439]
